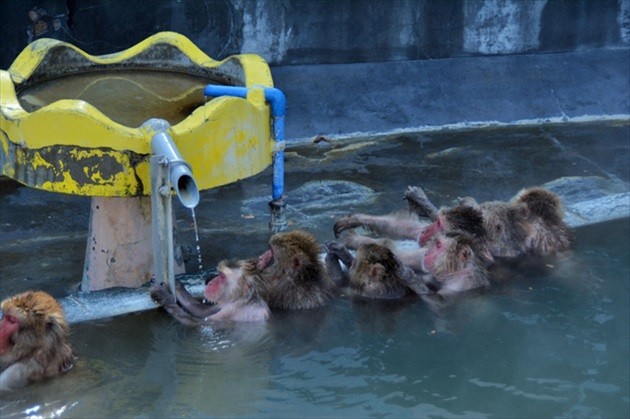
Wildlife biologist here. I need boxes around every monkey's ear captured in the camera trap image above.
[459,246,472,262]
[368,263,386,279]
[291,256,303,271]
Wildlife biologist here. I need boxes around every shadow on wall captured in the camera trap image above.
[1,0,629,69]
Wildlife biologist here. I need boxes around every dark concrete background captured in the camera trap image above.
[1,0,629,69]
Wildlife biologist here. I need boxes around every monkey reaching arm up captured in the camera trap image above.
[151,259,270,324]
[1,291,75,392]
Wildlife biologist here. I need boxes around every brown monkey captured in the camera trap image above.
[0,291,74,391]
[396,185,572,258]
[513,187,574,254]
[325,242,428,298]
[335,203,493,269]
[256,229,335,310]
[420,230,490,295]
[151,259,270,324]
[152,260,269,323]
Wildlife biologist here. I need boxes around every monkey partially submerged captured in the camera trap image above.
[256,230,335,310]
[420,230,491,295]
[0,291,75,391]
[336,186,573,263]
[325,242,426,299]
[421,187,574,258]
[151,259,270,325]
[327,231,490,298]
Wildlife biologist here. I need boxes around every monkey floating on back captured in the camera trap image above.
[1,290,75,392]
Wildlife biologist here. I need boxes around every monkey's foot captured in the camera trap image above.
[333,215,367,238]
[405,186,438,219]
[150,282,174,307]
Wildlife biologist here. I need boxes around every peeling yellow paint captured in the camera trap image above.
[0,32,274,197]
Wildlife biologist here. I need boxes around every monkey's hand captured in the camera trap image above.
[333,215,366,238]
[405,186,438,220]
[325,241,354,268]
[150,282,175,307]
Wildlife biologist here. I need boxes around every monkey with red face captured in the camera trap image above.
[151,259,270,325]
[1,291,75,392]
[419,230,490,296]
[417,186,574,258]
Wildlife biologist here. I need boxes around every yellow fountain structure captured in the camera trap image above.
[0,32,284,292]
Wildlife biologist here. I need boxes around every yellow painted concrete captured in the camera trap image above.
[0,32,274,196]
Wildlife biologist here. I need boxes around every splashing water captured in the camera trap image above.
[190,208,203,271]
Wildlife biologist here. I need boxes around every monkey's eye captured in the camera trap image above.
[435,241,443,249]
[5,315,18,324]
[436,218,443,229]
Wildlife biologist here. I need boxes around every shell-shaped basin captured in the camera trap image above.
[0,31,274,196]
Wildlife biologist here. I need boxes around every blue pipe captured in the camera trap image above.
[203,85,285,200]
[204,85,287,230]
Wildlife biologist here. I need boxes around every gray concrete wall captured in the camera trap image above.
[1,0,629,69]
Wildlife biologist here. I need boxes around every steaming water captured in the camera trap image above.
[1,220,628,418]
[0,121,628,417]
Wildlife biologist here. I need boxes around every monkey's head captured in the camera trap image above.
[351,244,401,284]
[419,205,486,247]
[205,260,259,304]
[422,231,476,280]
[258,230,320,273]
[0,291,69,358]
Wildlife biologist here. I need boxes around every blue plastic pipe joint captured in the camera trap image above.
[203,85,287,232]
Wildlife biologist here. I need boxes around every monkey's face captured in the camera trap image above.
[419,214,446,246]
[0,310,21,356]
[205,262,243,303]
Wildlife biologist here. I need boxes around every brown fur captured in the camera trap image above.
[151,259,269,324]
[326,242,416,299]
[423,231,490,295]
[258,230,335,310]
[0,291,74,391]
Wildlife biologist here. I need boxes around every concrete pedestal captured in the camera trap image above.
[82,196,184,291]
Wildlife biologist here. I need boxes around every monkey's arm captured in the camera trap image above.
[324,242,352,287]
[174,282,221,319]
[151,284,213,326]
[0,360,35,391]
[405,186,439,220]
[334,213,424,240]
[397,266,432,295]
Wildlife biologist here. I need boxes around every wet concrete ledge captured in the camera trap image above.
[272,48,630,142]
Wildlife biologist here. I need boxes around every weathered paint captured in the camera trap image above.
[0,32,274,196]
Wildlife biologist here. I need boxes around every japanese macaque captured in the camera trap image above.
[256,230,335,310]
[420,231,490,295]
[0,291,74,392]
[416,187,573,258]
[339,185,572,263]
[334,202,493,269]
[325,242,428,298]
[151,259,270,324]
